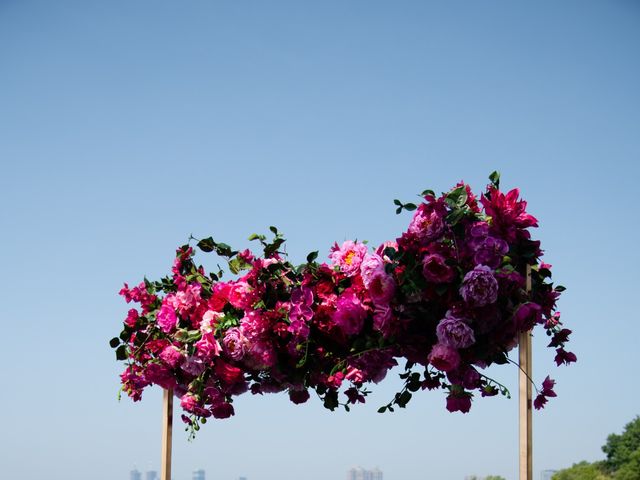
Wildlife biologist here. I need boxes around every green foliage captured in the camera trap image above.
[602,416,640,473]
[553,416,640,480]
[552,462,609,480]
[485,476,506,480]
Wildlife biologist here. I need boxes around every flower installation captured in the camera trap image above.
[111,172,575,436]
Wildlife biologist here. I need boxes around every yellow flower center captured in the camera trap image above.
[345,251,356,265]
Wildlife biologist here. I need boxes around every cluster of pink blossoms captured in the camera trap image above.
[112,174,574,435]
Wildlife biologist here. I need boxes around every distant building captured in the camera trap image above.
[348,466,382,480]
[130,470,142,480]
[238,476,248,480]
[541,470,557,480]
[146,471,158,480]
[193,469,205,480]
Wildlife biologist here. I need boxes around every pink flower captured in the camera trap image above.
[436,312,476,349]
[157,301,178,333]
[407,206,444,243]
[428,343,461,372]
[159,346,184,369]
[222,327,249,361]
[367,270,396,305]
[195,332,222,359]
[211,401,234,419]
[329,240,368,277]
[228,281,254,309]
[360,254,384,286]
[333,290,368,336]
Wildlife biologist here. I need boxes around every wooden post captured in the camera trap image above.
[519,265,533,480]
[161,389,173,480]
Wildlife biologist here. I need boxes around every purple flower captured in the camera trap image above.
[436,312,476,349]
[513,302,542,331]
[474,236,509,268]
[460,265,498,306]
[181,355,206,376]
[446,393,472,413]
[422,253,456,283]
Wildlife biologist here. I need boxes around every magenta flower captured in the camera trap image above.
[333,290,368,336]
[422,253,456,283]
[460,265,498,306]
[428,343,461,372]
[157,301,178,333]
[474,236,509,268]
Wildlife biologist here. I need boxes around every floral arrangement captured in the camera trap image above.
[111,173,575,436]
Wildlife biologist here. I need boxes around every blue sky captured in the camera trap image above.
[1,1,639,479]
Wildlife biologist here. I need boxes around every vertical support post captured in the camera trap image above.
[519,265,533,480]
[161,389,173,480]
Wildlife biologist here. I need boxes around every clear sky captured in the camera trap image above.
[1,1,639,480]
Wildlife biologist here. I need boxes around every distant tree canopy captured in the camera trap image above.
[553,416,640,480]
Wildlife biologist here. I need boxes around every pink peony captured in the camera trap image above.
[222,327,249,361]
[407,206,444,243]
[329,240,368,277]
[195,332,222,359]
[436,312,476,349]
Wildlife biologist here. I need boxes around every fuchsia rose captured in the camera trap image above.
[160,345,184,369]
[367,270,396,305]
[195,332,222,359]
[157,301,178,333]
[200,310,223,333]
[144,363,175,390]
[460,265,499,306]
[333,290,368,336]
[436,311,476,349]
[228,281,254,309]
[408,206,444,243]
[428,343,461,372]
[222,327,249,361]
[422,253,456,283]
[329,240,368,276]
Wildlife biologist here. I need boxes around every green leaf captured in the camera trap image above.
[395,207,402,215]
[555,285,567,292]
[228,257,251,275]
[269,226,279,235]
[393,199,403,206]
[396,390,412,408]
[489,171,501,189]
[248,233,265,242]
[214,242,236,258]
[404,202,417,211]
[377,406,387,413]
[421,189,435,197]
[115,345,128,361]
[197,237,215,253]
[306,251,319,263]
[109,337,120,348]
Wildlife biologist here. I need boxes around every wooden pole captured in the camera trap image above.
[519,265,533,480]
[161,389,173,480]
